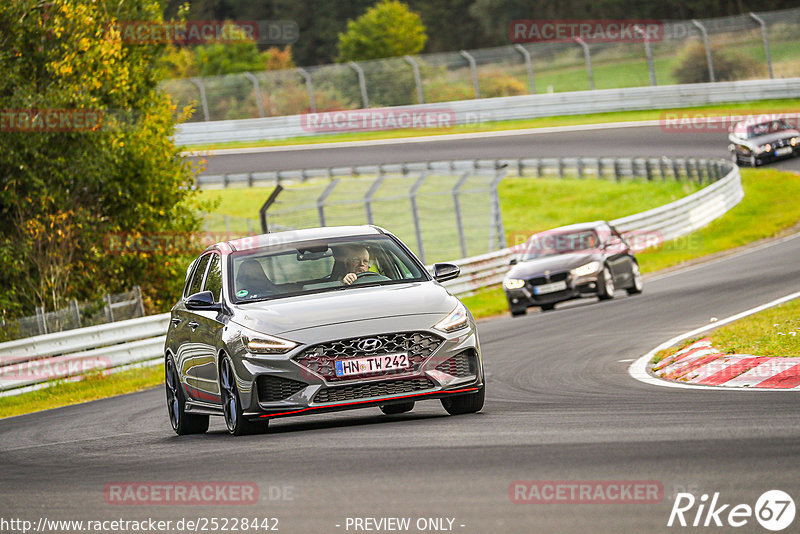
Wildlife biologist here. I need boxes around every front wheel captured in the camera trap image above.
[220,356,269,436]
[165,356,208,435]
[441,386,485,415]
[597,266,615,300]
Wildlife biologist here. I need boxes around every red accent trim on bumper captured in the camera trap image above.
[258,387,480,418]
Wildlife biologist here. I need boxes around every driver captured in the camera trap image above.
[340,245,370,285]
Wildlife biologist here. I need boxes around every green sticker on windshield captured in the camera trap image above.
[236,289,249,298]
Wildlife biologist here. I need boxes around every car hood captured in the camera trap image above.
[230,282,457,335]
[508,253,603,279]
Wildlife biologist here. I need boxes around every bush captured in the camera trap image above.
[672,41,749,83]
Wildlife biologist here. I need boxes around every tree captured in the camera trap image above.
[0,0,204,318]
[337,0,427,62]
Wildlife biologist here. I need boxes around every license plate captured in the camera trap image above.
[776,146,793,156]
[533,280,568,295]
[335,353,410,377]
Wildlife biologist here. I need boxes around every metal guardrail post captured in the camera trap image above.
[644,159,653,181]
[672,159,680,181]
[242,72,265,118]
[316,179,340,227]
[70,299,81,328]
[613,159,622,181]
[597,159,603,179]
[577,157,584,178]
[558,158,565,178]
[513,44,536,94]
[105,294,115,322]
[347,61,370,108]
[749,13,773,79]
[452,172,471,258]
[691,20,715,83]
[489,167,509,251]
[35,307,47,335]
[409,172,430,263]
[189,77,210,122]
[404,55,425,104]
[459,50,481,99]
[364,171,386,225]
[134,286,145,318]
[659,158,668,180]
[297,67,317,113]
[259,185,284,233]
[634,25,657,86]
[573,38,595,90]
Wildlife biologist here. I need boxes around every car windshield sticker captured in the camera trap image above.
[236,289,248,298]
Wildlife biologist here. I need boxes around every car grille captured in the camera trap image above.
[526,272,569,287]
[293,331,444,382]
[256,375,307,402]
[313,378,435,404]
[435,350,476,378]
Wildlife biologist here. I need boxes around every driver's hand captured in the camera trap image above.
[343,272,357,285]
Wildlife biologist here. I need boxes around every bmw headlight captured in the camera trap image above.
[791,137,798,147]
[504,278,526,290]
[570,261,601,277]
[761,143,772,153]
[241,329,297,354]
[434,302,469,333]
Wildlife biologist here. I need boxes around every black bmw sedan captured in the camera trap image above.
[503,221,643,316]
[728,117,799,167]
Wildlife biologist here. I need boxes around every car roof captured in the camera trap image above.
[530,221,609,235]
[209,225,386,254]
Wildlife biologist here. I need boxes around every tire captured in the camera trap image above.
[597,266,615,300]
[626,261,644,295]
[220,355,269,436]
[441,385,485,415]
[165,356,209,435]
[510,306,527,317]
[380,402,415,415]
[539,303,555,311]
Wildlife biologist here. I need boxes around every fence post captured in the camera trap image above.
[573,37,595,90]
[35,306,47,335]
[409,172,430,263]
[104,294,115,322]
[259,185,284,233]
[189,77,210,122]
[242,72,265,118]
[691,20,715,83]
[364,171,386,225]
[70,299,81,328]
[659,158,668,180]
[317,179,340,227]
[634,25,657,86]
[404,55,425,104]
[347,61,370,108]
[452,171,471,258]
[134,285,146,318]
[297,67,317,113]
[749,13,773,79]
[513,44,536,94]
[489,167,509,251]
[459,50,481,99]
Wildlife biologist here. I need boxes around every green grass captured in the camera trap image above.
[183,99,800,151]
[0,364,164,420]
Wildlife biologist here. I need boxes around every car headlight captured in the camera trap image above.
[791,137,798,147]
[570,261,601,277]
[762,143,772,153]
[434,302,469,333]
[504,278,526,290]
[241,330,297,354]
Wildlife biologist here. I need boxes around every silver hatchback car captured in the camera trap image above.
[164,226,485,435]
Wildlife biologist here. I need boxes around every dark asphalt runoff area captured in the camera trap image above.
[2,125,800,533]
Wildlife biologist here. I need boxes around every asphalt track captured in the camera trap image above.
[2,125,800,534]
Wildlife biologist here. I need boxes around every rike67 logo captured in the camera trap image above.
[668,490,795,531]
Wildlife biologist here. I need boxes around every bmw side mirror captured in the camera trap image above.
[509,258,518,266]
[186,290,220,310]
[433,263,460,283]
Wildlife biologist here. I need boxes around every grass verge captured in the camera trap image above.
[182,99,800,151]
[0,364,164,420]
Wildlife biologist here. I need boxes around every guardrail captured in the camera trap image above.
[174,78,800,145]
[0,157,741,395]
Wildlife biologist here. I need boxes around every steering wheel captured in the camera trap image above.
[356,271,381,279]
[350,271,390,285]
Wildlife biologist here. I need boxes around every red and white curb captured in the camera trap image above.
[629,290,800,391]
[652,338,800,388]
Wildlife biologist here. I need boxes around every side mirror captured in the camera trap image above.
[433,263,460,283]
[186,290,220,310]
[509,258,518,266]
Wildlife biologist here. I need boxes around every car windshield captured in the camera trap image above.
[519,230,600,261]
[746,119,794,138]
[228,235,428,303]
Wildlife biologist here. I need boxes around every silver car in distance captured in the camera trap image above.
[164,226,485,435]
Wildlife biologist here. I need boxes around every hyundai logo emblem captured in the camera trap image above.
[357,338,383,352]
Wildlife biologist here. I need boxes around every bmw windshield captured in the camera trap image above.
[519,230,600,261]
[228,235,429,303]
